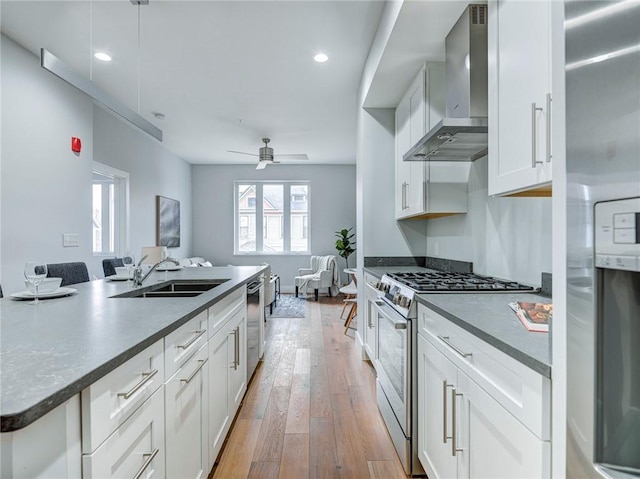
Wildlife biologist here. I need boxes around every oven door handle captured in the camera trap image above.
[373,300,408,329]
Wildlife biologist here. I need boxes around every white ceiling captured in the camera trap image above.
[1,0,385,165]
[1,0,474,166]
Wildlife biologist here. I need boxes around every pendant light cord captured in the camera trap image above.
[137,3,141,114]
[89,0,93,81]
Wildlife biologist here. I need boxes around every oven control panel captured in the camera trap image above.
[595,197,640,271]
[376,275,416,317]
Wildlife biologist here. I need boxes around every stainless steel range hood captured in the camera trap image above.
[405,4,488,162]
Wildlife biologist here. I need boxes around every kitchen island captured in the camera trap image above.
[0,265,265,432]
[1,264,266,478]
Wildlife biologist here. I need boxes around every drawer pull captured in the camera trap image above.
[132,447,159,479]
[438,335,472,358]
[177,329,206,350]
[117,369,158,400]
[180,358,208,385]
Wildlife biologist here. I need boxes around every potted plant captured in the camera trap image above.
[335,227,356,270]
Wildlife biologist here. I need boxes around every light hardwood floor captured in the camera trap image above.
[211,295,408,479]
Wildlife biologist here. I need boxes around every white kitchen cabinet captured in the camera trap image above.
[165,310,208,378]
[207,304,247,468]
[417,333,458,479]
[81,339,164,453]
[83,387,165,479]
[227,306,247,414]
[488,0,554,196]
[165,344,209,479]
[416,304,551,479]
[456,371,550,479]
[1,396,81,479]
[396,63,465,219]
[362,274,379,362]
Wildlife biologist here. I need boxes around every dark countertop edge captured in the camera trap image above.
[414,295,551,379]
[0,269,264,433]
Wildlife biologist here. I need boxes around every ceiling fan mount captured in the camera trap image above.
[228,138,309,169]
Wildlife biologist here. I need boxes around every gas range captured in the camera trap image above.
[375,270,536,319]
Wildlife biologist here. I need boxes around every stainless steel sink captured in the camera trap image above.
[111,279,229,298]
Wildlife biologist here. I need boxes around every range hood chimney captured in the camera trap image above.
[404,4,488,162]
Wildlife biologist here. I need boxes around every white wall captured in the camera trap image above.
[1,35,94,294]
[92,107,192,276]
[358,107,427,260]
[424,156,552,287]
[191,164,356,291]
[1,35,192,293]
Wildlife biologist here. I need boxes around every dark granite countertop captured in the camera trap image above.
[0,265,265,432]
[415,293,552,377]
[363,266,429,279]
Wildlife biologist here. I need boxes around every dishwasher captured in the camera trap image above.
[246,279,264,382]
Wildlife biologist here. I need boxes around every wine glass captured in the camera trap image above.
[24,261,47,305]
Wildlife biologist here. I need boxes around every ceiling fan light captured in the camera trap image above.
[314,53,329,63]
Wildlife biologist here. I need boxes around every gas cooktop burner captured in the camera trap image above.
[386,271,535,293]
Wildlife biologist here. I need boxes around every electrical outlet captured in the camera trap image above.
[63,233,79,247]
[434,241,439,256]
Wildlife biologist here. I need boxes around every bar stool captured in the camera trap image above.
[341,268,358,334]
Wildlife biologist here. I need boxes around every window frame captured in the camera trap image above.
[92,162,130,257]
[234,180,310,255]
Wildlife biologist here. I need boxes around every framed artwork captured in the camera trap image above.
[156,196,180,247]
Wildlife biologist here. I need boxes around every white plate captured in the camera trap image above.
[11,287,78,300]
[155,265,182,271]
[107,276,130,281]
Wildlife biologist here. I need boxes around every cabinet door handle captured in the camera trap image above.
[235,326,240,368]
[230,327,240,370]
[229,329,237,370]
[132,447,159,479]
[531,102,543,168]
[177,329,206,350]
[117,369,158,400]
[438,335,472,358]
[442,380,454,444]
[451,387,464,457]
[180,358,208,384]
[546,93,552,163]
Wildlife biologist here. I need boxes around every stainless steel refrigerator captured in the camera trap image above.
[565,1,640,477]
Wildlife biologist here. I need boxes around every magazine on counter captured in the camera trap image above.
[509,301,552,333]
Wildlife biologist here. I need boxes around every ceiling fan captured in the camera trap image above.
[228,138,309,169]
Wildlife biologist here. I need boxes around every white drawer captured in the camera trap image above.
[81,340,164,453]
[165,311,208,378]
[417,303,551,440]
[208,286,245,338]
[83,386,165,479]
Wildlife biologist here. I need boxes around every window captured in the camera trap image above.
[92,163,129,256]
[235,181,310,254]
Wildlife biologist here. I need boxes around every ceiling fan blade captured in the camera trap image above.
[273,154,309,161]
[256,161,268,170]
[227,150,259,157]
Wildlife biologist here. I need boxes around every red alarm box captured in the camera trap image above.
[71,137,81,153]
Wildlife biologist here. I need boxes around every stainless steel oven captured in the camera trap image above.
[374,298,410,435]
[372,276,423,476]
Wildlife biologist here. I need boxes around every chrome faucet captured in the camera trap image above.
[132,256,180,288]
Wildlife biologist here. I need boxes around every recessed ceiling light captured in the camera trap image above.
[314,53,329,63]
[153,112,166,120]
[94,52,112,62]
